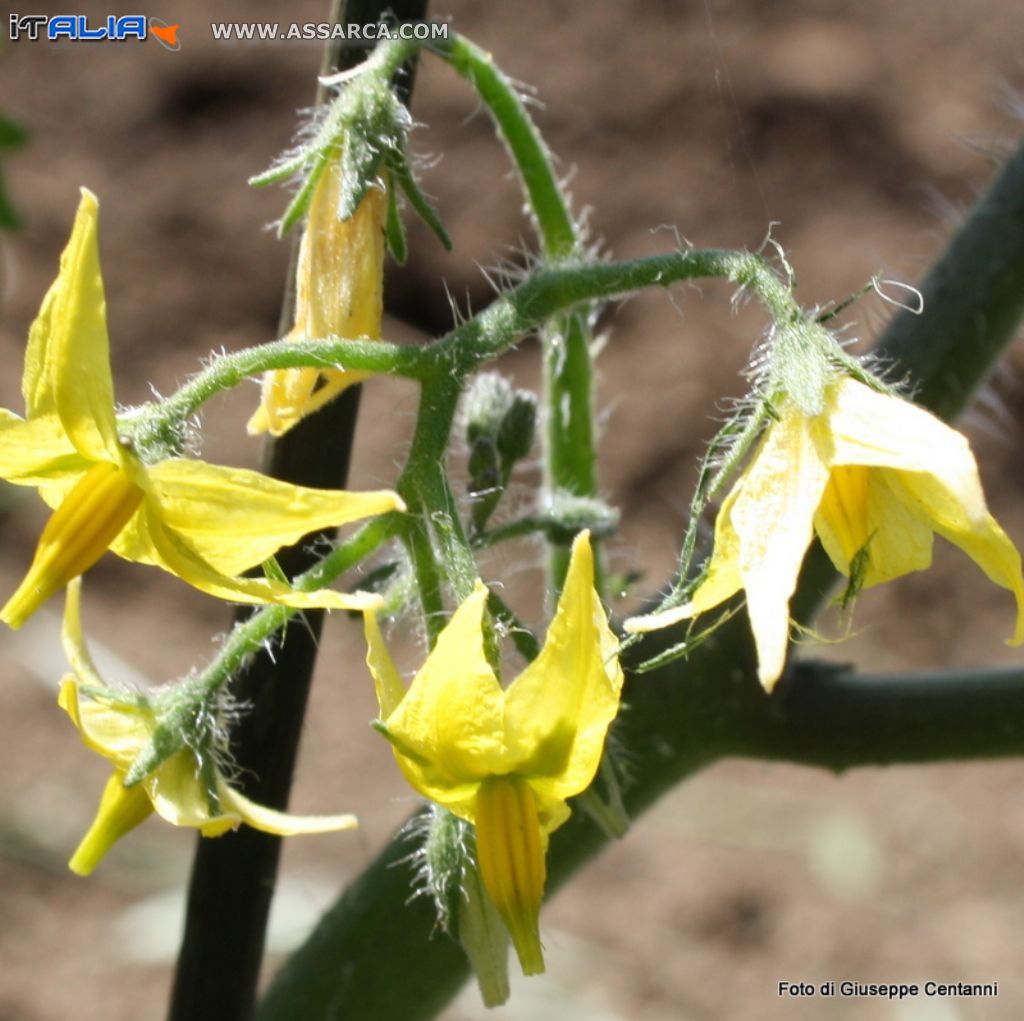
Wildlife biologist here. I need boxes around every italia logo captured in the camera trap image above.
[8,15,181,49]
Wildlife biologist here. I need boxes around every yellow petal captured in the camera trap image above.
[931,510,1024,644]
[623,484,746,634]
[0,411,85,486]
[384,582,504,801]
[248,366,376,437]
[215,775,358,835]
[61,578,107,688]
[363,609,407,718]
[503,532,624,806]
[730,400,831,690]
[68,770,154,876]
[58,677,153,769]
[814,466,933,586]
[124,503,385,611]
[249,174,386,436]
[827,378,983,509]
[24,189,121,463]
[145,457,403,576]
[143,750,240,832]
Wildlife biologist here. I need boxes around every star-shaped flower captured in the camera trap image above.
[248,161,386,436]
[59,579,357,875]
[0,189,403,628]
[364,532,624,975]
[626,376,1024,690]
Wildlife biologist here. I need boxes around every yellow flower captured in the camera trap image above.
[626,376,1024,691]
[248,161,387,436]
[364,532,624,975]
[58,579,357,875]
[0,189,403,629]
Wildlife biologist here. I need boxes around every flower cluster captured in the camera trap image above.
[626,375,1024,690]
[0,189,403,630]
[5,141,1022,1010]
[365,532,623,975]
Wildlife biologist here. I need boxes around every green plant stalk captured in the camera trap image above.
[438,36,575,257]
[123,514,400,786]
[398,376,479,608]
[141,248,800,438]
[876,138,1024,420]
[167,4,427,1018]
[256,137,1024,1021]
[437,34,596,590]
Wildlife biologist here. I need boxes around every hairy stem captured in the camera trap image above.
[256,134,1024,1021]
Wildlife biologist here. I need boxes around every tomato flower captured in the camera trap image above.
[0,190,403,628]
[248,160,387,436]
[364,532,624,975]
[626,376,1024,690]
[59,579,357,875]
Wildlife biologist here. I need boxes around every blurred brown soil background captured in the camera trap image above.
[3,2,1024,1019]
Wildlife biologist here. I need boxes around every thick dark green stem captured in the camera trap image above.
[256,605,1024,1021]
[256,811,469,1021]
[876,138,1024,420]
[167,4,427,1020]
[257,136,1024,1021]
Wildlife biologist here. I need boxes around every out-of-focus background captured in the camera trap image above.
[3,2,1024,1019]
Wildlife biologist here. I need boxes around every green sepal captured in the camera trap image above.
[370,720,433,767]
[122,685,209,787]
[458,855,511,1008]
[279,151,333,236]
[261,554,290,585]
[423,806,472,935]
[387,146,452,251]
[384,172,408,264]
[337,83,399,220]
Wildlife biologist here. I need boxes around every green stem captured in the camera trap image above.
[437,35,576,259]
[134,335,428,438]
[398,512,446,645]
[396,376,478,638]
[123,515,400,787]
[256,134,1024,1021]
[139,248,798,443]
[167,7,427,1018]
[876,137,1024,420]
[437,34,594,589]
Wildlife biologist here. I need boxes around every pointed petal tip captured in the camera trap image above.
[67,852,95,877]
[622,603,693,634]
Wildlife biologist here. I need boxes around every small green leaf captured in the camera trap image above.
[384,174,408,264]
[279,151,332,235]
[388,148,452,251]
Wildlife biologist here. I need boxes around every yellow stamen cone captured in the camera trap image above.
[2,461,142,628]
[474,776,546,976]
[68,771,154,876]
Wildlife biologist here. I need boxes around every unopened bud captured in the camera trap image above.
[496,391,537,467]
[463,373,513,445]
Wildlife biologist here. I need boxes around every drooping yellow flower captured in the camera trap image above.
[365,532,624,976]
[58,579,357,875]
[626,376,1024,691]
[0,189,403,629]
[248,161,387,436]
